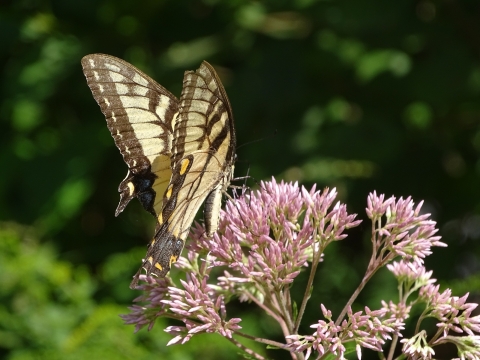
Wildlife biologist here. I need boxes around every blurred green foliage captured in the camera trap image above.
[1,0,480,359]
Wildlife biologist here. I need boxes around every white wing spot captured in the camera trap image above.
[110,72,126,83]
[138,138,163,156]
[115,83,129,95]
[119,96,149,110]
[133,85,148,96]
[104,98,110,107]
[98,84,104,93]
[133,73,149,86]
[105,63,121,72]
[93,71,99,80]
[125,108,158,123]
[155,96,171,120]
[130,122,164,139]
[116,129,122,139]
[88,59,95,66]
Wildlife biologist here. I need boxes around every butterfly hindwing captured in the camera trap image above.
[132,154,195,280]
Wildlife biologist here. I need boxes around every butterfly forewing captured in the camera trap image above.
[81,54,178,217]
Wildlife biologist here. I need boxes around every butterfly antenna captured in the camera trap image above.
[235,129,278,151]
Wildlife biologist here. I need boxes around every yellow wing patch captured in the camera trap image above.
[165,185,173,199]
[169,255,178,267]
[179,158,190,175]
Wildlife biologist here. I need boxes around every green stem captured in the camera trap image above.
[244,290,284,325]
[294,228,321,333]
[275,287,295,332]
[226,335,266,360]
[335,255,379,326]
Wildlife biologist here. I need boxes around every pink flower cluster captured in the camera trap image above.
[286,304,404,359]
[120,180,480,360]
[366,192,446,266]
[189,179,360,290]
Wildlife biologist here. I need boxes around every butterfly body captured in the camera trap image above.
[81,54,235,288]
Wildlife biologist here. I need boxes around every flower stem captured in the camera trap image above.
[234,331,281,348]
[387,334,398,360]
[244,291,284,325]
[294,228,321,333]
[335,262,378,326]
[226,335,266,360]
[335,216,391,325]
[275,288,295,332]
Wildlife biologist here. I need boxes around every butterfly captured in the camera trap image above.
[81,54,236,288]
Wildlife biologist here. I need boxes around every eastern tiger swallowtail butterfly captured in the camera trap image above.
[81,54,236,289]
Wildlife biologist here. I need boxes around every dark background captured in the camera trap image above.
[1,0,480,359]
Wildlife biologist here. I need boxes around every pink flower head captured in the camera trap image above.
[189,178,361,290]
[122,179,361,346]
[366,192,446,266]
